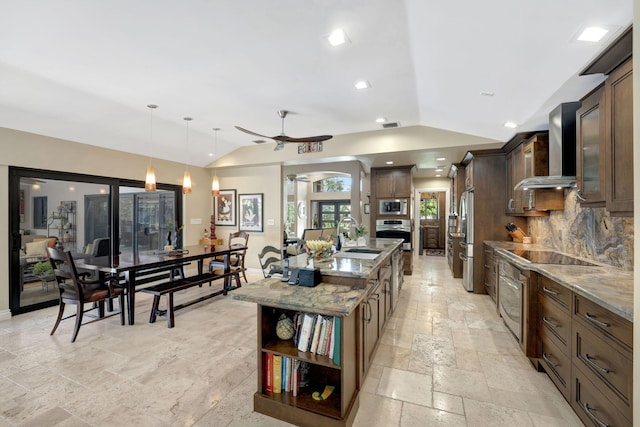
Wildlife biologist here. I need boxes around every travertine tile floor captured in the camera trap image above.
[0,255,584,426]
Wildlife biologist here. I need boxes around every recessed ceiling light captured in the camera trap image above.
[208,153,213,157]
[578,26,609,42]
[504,121,518,129]
[355,80,371,90]
[436,157,446,161]
[435,174,441,177]
[328,29,349,46]
[385,161,394,165]
[375,117,386,123]
[480,91,495,97]
[435,168,443,172]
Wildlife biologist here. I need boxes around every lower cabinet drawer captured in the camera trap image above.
[572,319,632,421]
[540,336,571,401]
[539,294,571,355]
[572,365,632,427]
[574,294,632,349]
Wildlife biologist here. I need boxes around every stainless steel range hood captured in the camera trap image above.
[515,102,582,190]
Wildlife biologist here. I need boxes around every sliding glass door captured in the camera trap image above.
[9,167,181,314]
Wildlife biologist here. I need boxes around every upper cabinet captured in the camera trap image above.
[372,166,413,199]
[505,133,564,216]
[604,58,633,216]
[579,26,633,217]
[576,84,606,206]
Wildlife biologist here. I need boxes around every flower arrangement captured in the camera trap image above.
[305,239,334,261]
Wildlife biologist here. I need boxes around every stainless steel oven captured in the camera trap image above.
[498,259,526,341]
[375,219,411,251]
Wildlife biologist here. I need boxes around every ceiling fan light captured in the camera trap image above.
[145,165,157,192]
[274,143,285,151]
[182,170,192,194]
[211,175,220,196]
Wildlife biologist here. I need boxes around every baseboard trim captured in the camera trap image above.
[0,309,12,322]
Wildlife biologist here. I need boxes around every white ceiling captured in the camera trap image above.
[0,1,633,173]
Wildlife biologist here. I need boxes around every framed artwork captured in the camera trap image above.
[214,189,237,226]
[239,193,263,232]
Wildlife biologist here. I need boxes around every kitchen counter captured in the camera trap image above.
[283,238,403,281]
[232,238,403,316]
[485,241,633,322]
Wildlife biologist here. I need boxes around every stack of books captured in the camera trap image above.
[294,313,341,365]
[264,354,304,396]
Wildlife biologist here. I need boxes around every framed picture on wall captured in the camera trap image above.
[239,193,263,232]
[214,189,237,226]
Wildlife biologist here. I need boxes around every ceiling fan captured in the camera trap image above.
[286,174,310,182]
[235,110,333,151]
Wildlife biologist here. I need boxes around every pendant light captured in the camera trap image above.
[211,127,220,197]
[182,117,193,194]
[144,104,158,191]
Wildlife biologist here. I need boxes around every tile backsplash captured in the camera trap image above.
[528,189,633,271]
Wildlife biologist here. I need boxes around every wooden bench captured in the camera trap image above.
[139,268,244,328]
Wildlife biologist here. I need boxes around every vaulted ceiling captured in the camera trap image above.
[0,1,632,173]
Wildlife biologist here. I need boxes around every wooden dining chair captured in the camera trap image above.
[258,245,283,278]
[209,231,249,283]
[47,247,125,342]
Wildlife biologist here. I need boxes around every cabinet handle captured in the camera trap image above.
[508,198,515,211]
[575,189,587,202]
[542,286,558,295]
[584,312,610,328]
[584,354,611,374]
[542,316,560,329]
[365,301,372,323]
[582,403,610,427]
[542,352,559,368]
[371,292,380,301]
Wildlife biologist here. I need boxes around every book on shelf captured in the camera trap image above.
[332,317,341,366]
[265,353,273,392]
[292,360,300,397]
[297,313,315,352]
[320,316,333,356]
[273,354,282,393]
[309,315,323,354]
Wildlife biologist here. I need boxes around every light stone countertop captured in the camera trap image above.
[232,238,403,316]
[484,241,633,322]
[232,278,366,317]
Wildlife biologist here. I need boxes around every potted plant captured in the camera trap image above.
[31,260,54,280]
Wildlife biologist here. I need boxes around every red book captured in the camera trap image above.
[265,353,273,392]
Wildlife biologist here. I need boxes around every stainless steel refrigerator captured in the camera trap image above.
[459,189,474,291]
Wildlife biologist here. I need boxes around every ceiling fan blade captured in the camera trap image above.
[277,134,333,143]
[235,126,272,140]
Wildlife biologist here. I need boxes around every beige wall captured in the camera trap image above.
[0,127,215,314]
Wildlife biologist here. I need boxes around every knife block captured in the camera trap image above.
[509,228,527,243]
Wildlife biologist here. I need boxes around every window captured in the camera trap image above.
[33,196,47,229]
[420,198,439,220]
[313,176,351,193]
[319,201,351,230]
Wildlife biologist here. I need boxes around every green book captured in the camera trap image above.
[332,316,341,366]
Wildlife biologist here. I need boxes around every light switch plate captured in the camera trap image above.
[267,219,275,226]
[190,218,202,225]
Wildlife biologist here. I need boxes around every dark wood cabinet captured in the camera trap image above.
[535,274,633,427]
[604,58,633,216]
[447,234,462,278]
[372,166,413,199]
[576,84,606,206]
[505,133,563,216]
[482,244,497,305]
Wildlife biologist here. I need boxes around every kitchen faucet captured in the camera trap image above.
[335,216,358,251]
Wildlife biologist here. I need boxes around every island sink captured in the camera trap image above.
[334,248,382,260]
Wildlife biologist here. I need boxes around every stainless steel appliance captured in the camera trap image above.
[498,259,525,341]
[458,190,474,291]
[378,199,408,216]
[506,250,596,266]
[375,219,411,251]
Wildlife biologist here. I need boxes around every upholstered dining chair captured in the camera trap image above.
[47,247,125,342]
[209,231,249,283]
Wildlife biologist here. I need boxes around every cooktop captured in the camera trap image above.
[508,250,597,266]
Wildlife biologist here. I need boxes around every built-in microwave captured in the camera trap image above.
[378,199,408,215]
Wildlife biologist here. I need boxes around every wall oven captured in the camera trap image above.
[378,199,408,216]
[375,219,411,251]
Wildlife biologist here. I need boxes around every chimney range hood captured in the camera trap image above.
[515,102,582,190]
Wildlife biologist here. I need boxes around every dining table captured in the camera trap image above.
[75,244,244,325]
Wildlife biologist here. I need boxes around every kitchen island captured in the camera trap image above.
[232,238,403,427]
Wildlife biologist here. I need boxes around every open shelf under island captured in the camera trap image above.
[232,238,404,427]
